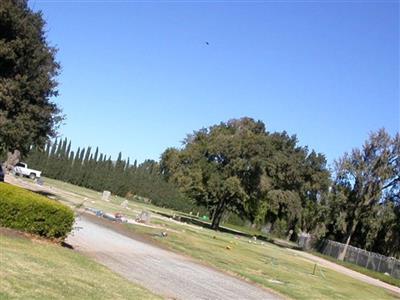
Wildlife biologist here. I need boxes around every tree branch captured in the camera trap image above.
[382,178,399,190]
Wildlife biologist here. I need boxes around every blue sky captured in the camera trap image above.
[31,1,399,166]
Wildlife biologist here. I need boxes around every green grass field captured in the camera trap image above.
[0,232,160,300]
[14,176,400,299]
[125,219,399,300]
[311,251,400,288]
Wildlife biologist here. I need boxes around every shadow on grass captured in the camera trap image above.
[61,241,74,249]
[153,210,301,250]
[32,190,58,198]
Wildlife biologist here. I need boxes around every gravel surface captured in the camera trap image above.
[287,249,400,295]
[66,216,281,300]
[8,175,399,298]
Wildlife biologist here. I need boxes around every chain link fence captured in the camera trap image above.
[298,235,400,279]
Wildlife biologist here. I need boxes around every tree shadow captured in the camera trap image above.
[153,210,302,250]
[61,241,74,249]
[32,190,57,199]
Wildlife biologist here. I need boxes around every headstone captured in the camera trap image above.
[121,200,129,208]
[137,210,151,224]
[102,190,111,201]
[103,212,116,221]
[298,232,311,250]
[261,223,272,234]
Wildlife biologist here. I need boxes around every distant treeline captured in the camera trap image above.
[25,138,200,213]
[24,126,399,258]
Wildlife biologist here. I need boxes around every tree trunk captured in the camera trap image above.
[338,221,357,261]
[4,150,20,172]
[211,198,226,230]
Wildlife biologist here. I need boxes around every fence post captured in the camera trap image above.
[366,251,371,269]
[356,249,360,265]
[390,259,395,277]
[377,256,382,273]
[328,241,333,257]
[341,243,345,261]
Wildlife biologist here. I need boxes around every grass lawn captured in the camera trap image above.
[0,232,160,300]
[30,177,299,249]
[125,219,399,300]
[13,176,400,300]
[311,251,400,288]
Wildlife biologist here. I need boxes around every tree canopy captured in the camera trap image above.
[324,129,400,258]
[161,118,330,230]
[0,0,61,157]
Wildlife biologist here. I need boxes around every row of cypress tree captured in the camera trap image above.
[25,138,198,213]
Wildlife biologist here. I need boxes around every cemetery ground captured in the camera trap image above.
[309,251,400,288]
[0,227,160,299]
[5,175,400,300]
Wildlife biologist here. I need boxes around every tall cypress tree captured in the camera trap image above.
[26,139,194,214]
[70,147,81,184]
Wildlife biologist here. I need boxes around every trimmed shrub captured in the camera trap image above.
[0,183,74,239]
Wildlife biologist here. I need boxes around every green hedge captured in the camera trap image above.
[0,183,74,239]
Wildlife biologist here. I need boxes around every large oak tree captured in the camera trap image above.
[161,118,330,230]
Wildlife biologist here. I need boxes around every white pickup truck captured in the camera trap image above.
[13,162,42,179]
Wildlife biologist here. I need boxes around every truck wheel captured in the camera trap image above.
[29,173,36,180]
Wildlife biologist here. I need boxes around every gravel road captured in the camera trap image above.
[66,216,281,300]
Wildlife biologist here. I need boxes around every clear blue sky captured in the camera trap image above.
[31,1,399,165]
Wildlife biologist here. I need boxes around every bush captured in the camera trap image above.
[271,218,288,238]
[0,183,74,239]
[224,212,246,227]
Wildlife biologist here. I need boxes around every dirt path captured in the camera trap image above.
[66,216,281,300]
[288,249,400,295]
